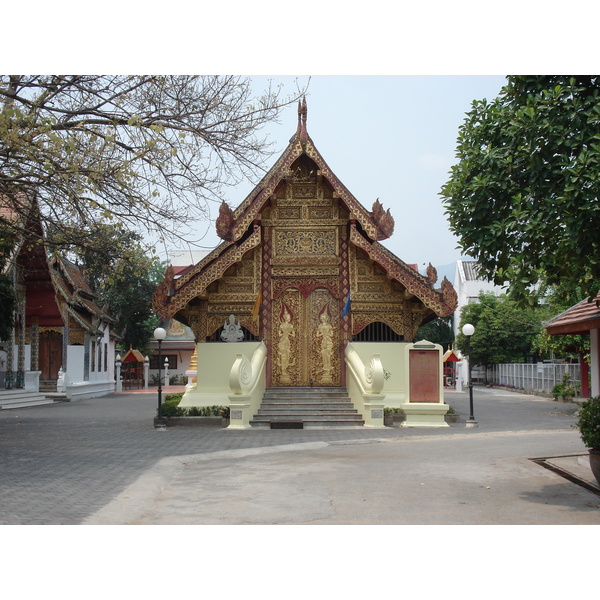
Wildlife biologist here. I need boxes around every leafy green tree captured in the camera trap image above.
[416,316,454,350]
[0,272,16,340]
[0,234,16,340]
[0,75,303,340]
[456,292,544,371]
[442,76,600,305]
[101,253,164,353]
[1,75,303,255]
[64,223,165,352]
[532,283,589,361]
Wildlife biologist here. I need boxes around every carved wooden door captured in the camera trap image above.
[271,287,341,387]
[39,330,62,380]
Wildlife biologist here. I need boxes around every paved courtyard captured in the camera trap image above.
[1,385,598,525]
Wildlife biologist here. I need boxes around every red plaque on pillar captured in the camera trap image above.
[409,350,439,403]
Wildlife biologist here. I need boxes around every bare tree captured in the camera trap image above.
[0,75,304,254]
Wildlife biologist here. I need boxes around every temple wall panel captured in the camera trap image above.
[348,245,417,339]
[68,314,85,345]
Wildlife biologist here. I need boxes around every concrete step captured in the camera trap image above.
[251,418,365,429]
[261,394,352,399]
[254,411,361,418]
[251,386,364,428]
[258,403,357,410]
[257,401,359,410]
[252,413,363,421]
[0,390,57,410]
[264,387,349,396]
[39,379,58,393]
[261,395,354,401]
[44,392,69,402]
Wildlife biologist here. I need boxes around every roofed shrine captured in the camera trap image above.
[153,99,457,392]
[0,196,118,400]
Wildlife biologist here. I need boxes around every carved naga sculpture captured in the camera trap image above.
[216,201,235,241]
[371,199,395,240]
[426,263,438,285]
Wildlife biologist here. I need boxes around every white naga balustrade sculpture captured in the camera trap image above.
[227,341,267,428]
[344,344,386,427]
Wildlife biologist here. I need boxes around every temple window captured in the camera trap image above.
[149,354,178,370]
[353,322,403,342]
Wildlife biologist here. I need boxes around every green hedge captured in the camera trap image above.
[158,395,229,418]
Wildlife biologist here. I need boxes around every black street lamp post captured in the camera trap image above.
[154,327,167,426]
[462,323,478,428]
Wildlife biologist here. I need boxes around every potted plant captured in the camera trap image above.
[574,396,600,486]
[444,404,460,423]
[384,407,405,426]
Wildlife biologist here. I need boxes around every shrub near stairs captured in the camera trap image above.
[158,394,229,418]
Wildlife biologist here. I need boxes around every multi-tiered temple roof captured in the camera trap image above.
[153,99,457,329]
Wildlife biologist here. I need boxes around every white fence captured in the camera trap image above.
[474,363,581,394]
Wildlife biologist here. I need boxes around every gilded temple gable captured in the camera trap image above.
[153,99,458,334]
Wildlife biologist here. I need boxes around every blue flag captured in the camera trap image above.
[341,291,351,318]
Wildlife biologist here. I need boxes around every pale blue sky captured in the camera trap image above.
[14,2,592,280]
[170,75,508,274]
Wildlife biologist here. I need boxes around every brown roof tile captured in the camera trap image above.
[545,294,600,335]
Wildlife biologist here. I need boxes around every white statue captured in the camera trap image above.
[221,314,244,343]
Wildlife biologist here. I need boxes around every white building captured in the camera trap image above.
[1,246,119,402]
[1,196,119,405]
[452,259,506,341]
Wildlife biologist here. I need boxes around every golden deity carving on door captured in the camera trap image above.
[271,287,341,387]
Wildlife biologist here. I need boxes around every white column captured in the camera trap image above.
[144,357,149,389]
[163,357,170,387]
[115,355,122,393]
[462,358,470,387]
[590,329,600,397]
[455,361,463,392]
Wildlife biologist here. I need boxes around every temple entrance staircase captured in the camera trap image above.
[250,387,364,428]
[39,379,57,393]
[0,389,57,410]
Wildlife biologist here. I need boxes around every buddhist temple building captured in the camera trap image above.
[0,197,118,402]
[153,100,458,427]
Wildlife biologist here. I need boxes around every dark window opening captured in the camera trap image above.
[149,354,178,369]
[352,322,404,342]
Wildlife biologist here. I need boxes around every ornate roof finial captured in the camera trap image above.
[370,198,395,240]
[215,201,235,241]
[297,96,308,148]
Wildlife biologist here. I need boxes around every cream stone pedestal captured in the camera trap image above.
[24,371,41,392]
[363,395,386,428]
[227,396,252,429]
[185,371,197,391]
[400,402,449,428]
